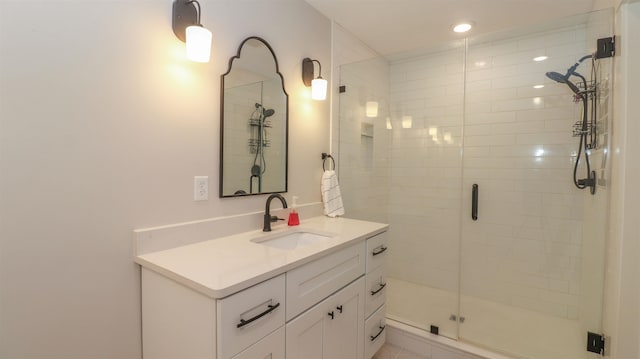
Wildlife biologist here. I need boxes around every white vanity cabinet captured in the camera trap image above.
[137,216,389,359]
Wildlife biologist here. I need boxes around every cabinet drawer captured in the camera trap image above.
[231,325,285,359]
[286,242,366,321]
[365,304,386,359]
[365,266,386,318]
[217,274,285,359]
[366,231,388,273]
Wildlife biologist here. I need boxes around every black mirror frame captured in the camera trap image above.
[219,36,289,198]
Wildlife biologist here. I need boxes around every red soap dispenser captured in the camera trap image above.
[288,196,300,226]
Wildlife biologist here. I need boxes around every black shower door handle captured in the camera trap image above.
[472,184,478,221]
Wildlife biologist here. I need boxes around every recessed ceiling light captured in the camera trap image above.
[533,56,548,62]
[533,85,545,89]
[453,23,473,33]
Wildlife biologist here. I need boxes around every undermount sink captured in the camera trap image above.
[251,229,336,250]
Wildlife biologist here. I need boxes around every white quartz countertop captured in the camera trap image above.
[135,216,388,299]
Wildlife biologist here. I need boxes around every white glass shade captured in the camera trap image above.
[311,78,327,100]
[402,115,412,129]
[366,101,378,117]
[186,25,212,63]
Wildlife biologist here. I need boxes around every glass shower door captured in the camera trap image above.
[459,9,613,358]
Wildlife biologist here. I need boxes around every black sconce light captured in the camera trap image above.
[302,58,327,100]
[172,0,212,63]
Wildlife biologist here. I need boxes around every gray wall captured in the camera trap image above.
[0,1,331,358]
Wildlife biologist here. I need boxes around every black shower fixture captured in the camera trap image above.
[248,103,276,194]
[546,54,598,195]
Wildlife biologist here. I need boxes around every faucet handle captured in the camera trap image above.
[270,216,285,222]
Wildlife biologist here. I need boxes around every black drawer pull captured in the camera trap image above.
[472,184,478,221]
[370,325,386,341]
[372,246,388,256]
[328,311,334,319]
[236,302,280,328]
[336,305,343,313]
[370,282,387,296]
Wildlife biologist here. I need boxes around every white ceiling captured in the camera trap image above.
[304,0,610,56]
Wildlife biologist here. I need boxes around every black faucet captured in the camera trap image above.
[263,194,288,232]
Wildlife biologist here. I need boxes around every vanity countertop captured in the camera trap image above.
[135,216,388,299]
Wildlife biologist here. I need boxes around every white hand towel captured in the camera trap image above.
[321,170,345,217]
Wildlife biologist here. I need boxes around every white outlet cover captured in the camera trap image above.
[194,176,208,201]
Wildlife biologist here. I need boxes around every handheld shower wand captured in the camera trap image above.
[545,71,582,95]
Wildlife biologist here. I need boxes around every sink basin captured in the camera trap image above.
[251,229,335,250]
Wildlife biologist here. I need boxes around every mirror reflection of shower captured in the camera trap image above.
[248,102,275,193]
[545,54,599,194]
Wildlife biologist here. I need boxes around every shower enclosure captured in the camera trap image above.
[336,9,612,359]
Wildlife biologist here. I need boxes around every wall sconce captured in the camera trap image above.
[302,58,327,100]
[172,0,212,63]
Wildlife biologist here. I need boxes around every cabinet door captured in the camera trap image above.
[323,277,365,359]
[286,277,365,359]
[285,299,325,359]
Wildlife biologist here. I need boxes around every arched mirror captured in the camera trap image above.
[220,37,288,197]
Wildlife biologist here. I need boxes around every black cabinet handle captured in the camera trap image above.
[236,302,280,328]
[328,311,334,319]
[472,184,478,221]
[372,246,388,256]
[370,325,386,341]
[370,282,387,296]
[336,305,343,313]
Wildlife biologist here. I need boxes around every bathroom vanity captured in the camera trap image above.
[135,216,388,359]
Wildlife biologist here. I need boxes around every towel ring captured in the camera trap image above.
[322,153,335,171]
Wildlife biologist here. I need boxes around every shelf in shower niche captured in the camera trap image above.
[248,119,272,127]
[361,123,374,138]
